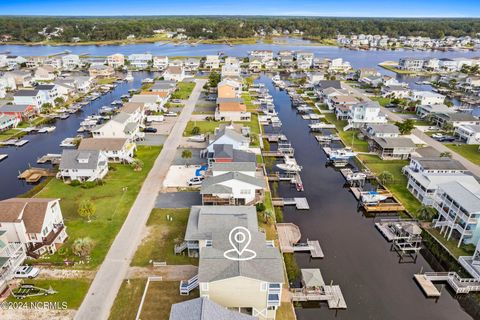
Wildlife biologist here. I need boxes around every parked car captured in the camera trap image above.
[437,136,456,142]
[143,127,158,133]
[14,266,40,279]
[171,99,182,103]
[187,176,204,186]
[164,111,178,117]
[431,133,444,139]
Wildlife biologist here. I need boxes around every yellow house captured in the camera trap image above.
[198,230,284,320]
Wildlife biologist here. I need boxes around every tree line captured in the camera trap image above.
[1,16,480,43]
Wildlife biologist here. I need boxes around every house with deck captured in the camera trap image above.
[153,56,169,70]
[128,53,152,69]
[59,150,109,182]
[416,104,452,119]
[0,104,36,121]
[34,65,56,81]
[369,137,416,160]
[218,79,242,98]
[411,91,445,105]
[345,101,387,130]
[107,53,125,68]
[78,138,135,163]
[215,98,250,122]
[0,114,19,131]
[429,112,480,129]
[455,124,480,144]
[0,198,68,257]
[204,55,220,69]
[91,112,141,141]
[0,230,26,293]
[61,54,81,70]
[89,65,115,78]
[170,297,257,320]
[163,66,185,82]
[363,123,400,138]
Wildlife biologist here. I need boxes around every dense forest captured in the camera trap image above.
[1,16,480,43]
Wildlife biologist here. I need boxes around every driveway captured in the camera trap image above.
[74,79,207,320]
[155,192,202,208]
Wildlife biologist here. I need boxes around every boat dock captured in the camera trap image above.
[262,133,287,142]
[272,197,310,210]
[277,223,323,258]
[37,153,62,164]
[363,202,405,213]
[0,139,29,147]
[267,171,304,191]
[18,167,56,183]
[414,272,480,296]
[414,274,442,297]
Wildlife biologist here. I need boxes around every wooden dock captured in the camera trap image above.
[277,223,324,258]
[272,197,310,210]
[363,202,405,213]
[18,168,56,183]
[37,153,62,164]
[324,285,347,309]
[263,134,287,142]
[414,274,441,297]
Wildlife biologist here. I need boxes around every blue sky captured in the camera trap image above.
[0,0,479,17]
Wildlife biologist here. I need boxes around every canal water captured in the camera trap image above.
[257,74,473,320]
[0,72,153,200]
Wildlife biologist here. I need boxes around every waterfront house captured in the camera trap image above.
[130,94,166,112]
[415,104,453,119]
[0,114,20,131]
[248,59,263,72]
[217,79,242,98]
[91,112,141,141]
[328,58,351,72]
[250,50,274,63]
[0,198,68,257]
[107,53,125,68]
[330,95,358,115]
[25,56,46,68]
[207,144,256,167]
[44,56,63,70]
[0,230,26,293]
[6,70,33,88]
[5,55,27,69]
[149,80,177,95]
[78,138,135,163]
[307,72,325,85]
[345,101,387,130]
[36,84,59,106]
[403,157,473,206]
[13,90,45,111]
[163,66,185,82]
[221,61,241,79]
[211,161,257,176]
[181,206,258,256]
[54,79,77,98]
[59,149,109,182]
[89,65,115,78]
[381,85,411,99]
[200,169,264,205]
[61,54,81,70]
[185,58,201,71]
[428,112,480,129]
[198,229,284,320]
[170,297,257,320]
[359,75,383,88]
[364,123,400,138]
[119,102,145,123]
[204,55,220,69]
[433,180,480,247]
[411,91,445,105]
[169,59,184,67]
[454,124,480,144]
[356,68,381,79]
[215,98,250,121]
[0,104,36,121]
[153,56,169,70]
[369,137,416,160]
[128,53,153,69]
[206,124,250,154]
[34,65,56,81]
[399,58,425,71]
[73,76,93,93]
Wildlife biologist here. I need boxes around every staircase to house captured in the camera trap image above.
[179,274,199,295]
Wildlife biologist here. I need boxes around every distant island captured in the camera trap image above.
[1,16,480,46]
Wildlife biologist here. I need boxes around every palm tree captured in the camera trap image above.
[181,149,192,166]
[77,200,96,222]
[378,171,394,186]
[72,237,94,261]
[416,205,437,221]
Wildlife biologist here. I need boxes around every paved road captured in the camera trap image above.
[343,82,480,177]
[75,79,207,320]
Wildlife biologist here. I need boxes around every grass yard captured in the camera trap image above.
[172,82,195,100]
[184,120,226,136]
[109,279,146,320]
[370,96,392,107]
[96,77,117,85]
[277,302,297,320]
[131,208,198,266]
[324,114,369,153]
[358,154,422,215]
[242,92,257,112]
[445,144,480,166]
[425,227,475,259]
[30,145,162,268]
[7,279,91,309]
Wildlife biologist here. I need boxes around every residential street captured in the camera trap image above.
[342,82,480,177]
[74,79,207,320]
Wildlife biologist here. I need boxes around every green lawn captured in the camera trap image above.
[425,227,475,259]
[172,82,195,100]
[324,114,369,152]
[7,279,91,309]
[370,96,392,107]
[242,92,257,112]
[358,154,422,215]
[96,77,117,85]
[131,208,198,266]
[445,144,480,166]
[109,279,146,320]
[31,145,162,268]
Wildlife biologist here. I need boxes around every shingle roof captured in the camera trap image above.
[200,172,265,195]
[14,90,39,97]
[211,162,256,173]
[368,124,400,134]
[59,150,103,170]
[185,206,258,241]
[170,297,257,320]
[414,157,467,171]
[0,104,33,113]
[78,138,128,151]
[373,137,416,148]
[0,198,58,233]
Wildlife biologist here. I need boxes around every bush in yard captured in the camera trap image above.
[256,203,266,212]
[191,126,200,135]
[72,237,95,261]
[77,200,97,222]
[70,180,81,187]
[81,181,97,189]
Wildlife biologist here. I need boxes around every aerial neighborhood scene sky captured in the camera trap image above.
[1,2,480,320]
[0,0,479,16]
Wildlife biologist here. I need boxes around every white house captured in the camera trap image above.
[61,54,81,70]
[128,53,152,69]
[107,53,125,68]
[381,85,411,99]
[59,149,109,182]
[416,104,452,118]
[221,62,241,79]
[91,112,141,140]
[328,58,351,72]
[206,124,250,154]
[153,56,169,70]
[454,124,480,144]
[130,94,166,112]
[163,66,185,82]
[345,101,387,130]
[0,114,20,131]
[411,91,445,105]
[364,124,400,138]
[0,230,26,292]
[185,58,200,71]
[13,89,46,111]
[0,198,68,257]
[204,55,220,69]
[34,65,56,81]
[78,138,136,163]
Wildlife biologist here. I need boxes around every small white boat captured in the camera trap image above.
[328,148,357,161]
[60,138,77,148]
[309,122,336,130]
[142,78,154,83]
[125,72,134,81]
[38,126,56,133]
[0,154,8,162]
[361,191,388,204]
[346,172,367,181]
[276,156,302,172]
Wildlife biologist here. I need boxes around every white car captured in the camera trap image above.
[14,266,40,279]
[431,133,444,139]
[187,176,204,186]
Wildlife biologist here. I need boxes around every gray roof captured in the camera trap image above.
[0,104,32,112]
[438,181,480,213]
[414,146,441,158]
[36,84,55,91]
[112,112,131,124]
[216,97,244,104]
[198,230,284,283]
[318,80,342,90]
[436,112,479,122]
[14,89,39,97]
[185,206,258,241]
[200,172,265,195]
[211,162,256,173]
[214,127,249,144]
[59,150,105,170]
[170,297,257,320]
[150,82,176,91]
[414,157,467,171]
[373,137,416,148]
[211,145,256,163]
[367,124,400,134]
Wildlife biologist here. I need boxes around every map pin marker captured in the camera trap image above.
[229,226,251,256]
